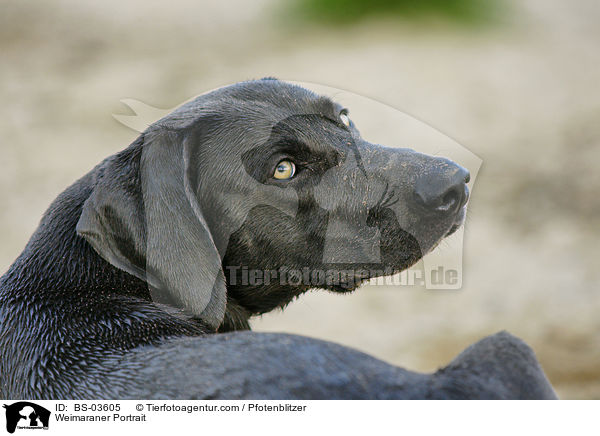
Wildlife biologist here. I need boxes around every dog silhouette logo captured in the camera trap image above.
[3,402,50,433]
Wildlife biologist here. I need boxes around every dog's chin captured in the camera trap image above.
[319,254,425,294]
[325,284,360,294]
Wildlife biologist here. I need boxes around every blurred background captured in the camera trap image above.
[1,0,598,398]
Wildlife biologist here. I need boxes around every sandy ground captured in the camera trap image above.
[1,0,599,398]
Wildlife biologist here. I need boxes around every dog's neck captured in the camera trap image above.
[0,157,253,332]
[0,163,214,397]
[0,172,150,302]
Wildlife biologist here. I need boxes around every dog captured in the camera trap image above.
[0,78,556,399]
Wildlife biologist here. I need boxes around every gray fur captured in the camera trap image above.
[0,79,557,399]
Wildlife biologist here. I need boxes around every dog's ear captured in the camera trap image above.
[76,128,227,330]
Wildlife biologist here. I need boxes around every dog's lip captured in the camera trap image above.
[445,206,467,237]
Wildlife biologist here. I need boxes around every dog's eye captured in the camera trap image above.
[340,113,350,127]
[273,160,296,180]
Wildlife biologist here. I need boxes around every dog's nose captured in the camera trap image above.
[414,161,470,214]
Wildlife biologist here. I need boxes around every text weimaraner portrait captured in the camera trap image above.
[0,78,556,399]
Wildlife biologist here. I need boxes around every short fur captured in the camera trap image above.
[0,79,555,399]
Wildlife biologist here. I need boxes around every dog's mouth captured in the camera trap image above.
[445,205,467,237]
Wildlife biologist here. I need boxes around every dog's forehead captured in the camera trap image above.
[154,80,343,132]
[218,79,341,115]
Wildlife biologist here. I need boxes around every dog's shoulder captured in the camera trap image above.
[0,138,209,398]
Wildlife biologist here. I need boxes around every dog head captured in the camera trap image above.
[77,79,469,330]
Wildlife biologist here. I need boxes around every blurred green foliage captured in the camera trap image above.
[292,0,503,26]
